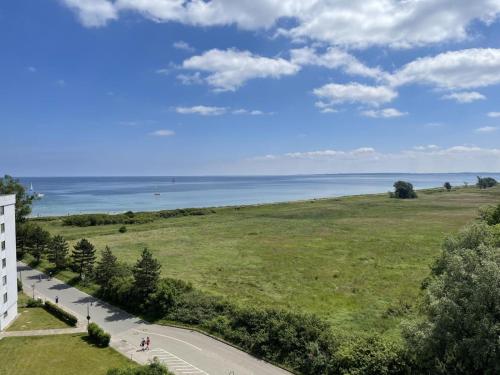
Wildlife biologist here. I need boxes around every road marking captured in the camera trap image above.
[150,348,209,375]
[133,329,202,351]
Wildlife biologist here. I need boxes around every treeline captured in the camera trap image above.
[60,208,215,227]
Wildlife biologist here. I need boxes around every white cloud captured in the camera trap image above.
[176,105,227,116]
[313,83,397,107]
[392,48,500,90]
[361,108,407,118]
[182,49,300,91]
[441,91,486,103]
[150,129,175,137]
[61,1,500,49]
[176,72,204,85]
[487,112,500,118]
[290,47,386,80]
[476,126,498,133]
[244,145,500,174]
[173,41,195,52]
[61,0,117,27]
[232,109,268,115]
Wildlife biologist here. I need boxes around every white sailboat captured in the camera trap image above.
[30,182,45,199]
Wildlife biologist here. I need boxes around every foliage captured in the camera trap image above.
[132,248,161,302]
[477,176,498,189]
[479,204,500,226]
[88,322,111,347]
[119,226,127,233]
[404,223,500,374]
[45,300,78,326]
[107,359,173,375]
[61,208,215,227]
[0,175,33,222]
[17,278,23,292]
[71,238,97,279]
[48,235,69,269]
[27,297,44,308]
[95,246,120,290]
[443,182,452,191]
[391,181,417,199]
[28,225,51,263]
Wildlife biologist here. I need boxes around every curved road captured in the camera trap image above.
[18,262,291,375]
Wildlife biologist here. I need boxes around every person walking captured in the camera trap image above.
[140,338,145,351]
[146,336,150,350]
[55,296,59,304]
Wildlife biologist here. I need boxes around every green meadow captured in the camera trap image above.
[37,186,500,337]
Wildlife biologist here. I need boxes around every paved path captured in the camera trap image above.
[18,262,292,375]
[0,327,85,338]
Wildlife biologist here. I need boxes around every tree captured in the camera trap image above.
[476,176,498,189]
[133,248,161,301]
[48,235,69,269]
[16,222,36,257]
[0,175,34,223]
[392,181,417,199]
[443,182,452,191]
[405,224,500,374]
[95,246,119,290]
[28,225,51,263]
[71,239,96,279]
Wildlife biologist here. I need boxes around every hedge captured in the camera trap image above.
[44,300,78,326]
[88,322,111,347]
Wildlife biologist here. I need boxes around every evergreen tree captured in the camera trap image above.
[132,248,161,300]
[71,238,96,279]
[29,225,51,263]
[48,235,69,269]
[95,246,119,289]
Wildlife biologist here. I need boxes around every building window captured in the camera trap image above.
[0,206,4,215]
[2,276,6,286]
[1,241,5,250]
[0,223,4,233]
[3,293,7,303]
[1,258,5,268]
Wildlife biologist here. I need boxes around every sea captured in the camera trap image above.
[20,173,500,217]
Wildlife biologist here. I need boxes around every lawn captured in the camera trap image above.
[6,293,71,332]
[0,334,135,375]
[37,186,500,336]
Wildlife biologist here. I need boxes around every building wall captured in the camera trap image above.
[0,195,17,331]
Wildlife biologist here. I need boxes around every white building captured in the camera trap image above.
[0,194,17,330]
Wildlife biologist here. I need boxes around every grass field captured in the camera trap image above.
[6,293,70,332]
[37,186,500,336]
[0,334,135,375]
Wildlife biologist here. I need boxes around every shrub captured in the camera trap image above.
[88,322,111,347]
[392,181,417,199]
[476,176,498,189]
[118,226,127,233]
[107,359,173,375]
[443,182,452,191]
[479,204,500,226]
[17,278,23,292]
[26,297,44,307]
[44,300,78,326]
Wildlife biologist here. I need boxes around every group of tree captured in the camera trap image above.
[477,176,498,189]
[390,180,418,199]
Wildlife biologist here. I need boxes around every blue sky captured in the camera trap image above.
[1,0,500,176]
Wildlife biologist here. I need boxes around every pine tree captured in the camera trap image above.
[48,235,69,269]
[133,248,161,300]
[29,225,51,263]
[95,246,119,289]
[71,238,96,279]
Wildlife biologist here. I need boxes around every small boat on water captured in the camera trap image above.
[29,183,45,199]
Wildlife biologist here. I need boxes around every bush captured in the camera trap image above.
[17,278,23,292]
[443,182,452,191]
[118,226,127,233]
[479,204,500,226]
[392,181,417,199]
[44,300,78,326]
[26,297,44,307]
[107,359,173,375]
[88,322,111,347]
[476,176,498,189]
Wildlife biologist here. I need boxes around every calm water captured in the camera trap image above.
[21,174,500,217]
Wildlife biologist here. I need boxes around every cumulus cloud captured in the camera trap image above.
[441,91,486,103]
[61,1,500,49]
[181,49,300,91]
[392,48,500,90]
[360,108,407,118]
[476,126,498,133]
[313,83,397,107]
[175,105,227,116]
[149,129,175,137]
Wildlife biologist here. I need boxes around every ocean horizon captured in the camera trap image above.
[21,173,500,217]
